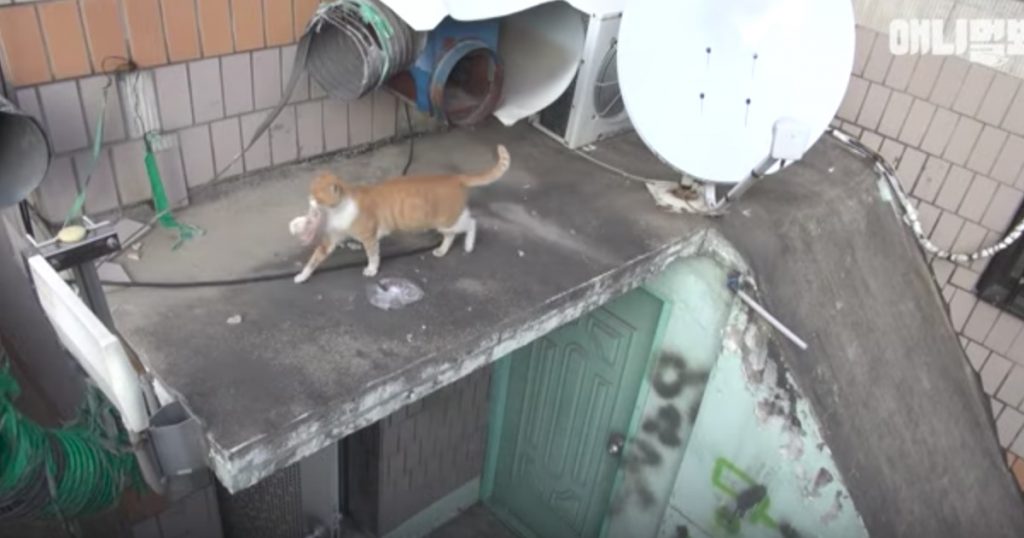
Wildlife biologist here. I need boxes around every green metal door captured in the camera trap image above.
[485,288,665,538]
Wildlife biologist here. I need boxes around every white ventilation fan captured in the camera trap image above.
[531,9,632,149]
[618,0,855,211]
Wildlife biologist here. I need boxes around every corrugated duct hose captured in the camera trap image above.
[0,349,142,525]
[215,0,419,180]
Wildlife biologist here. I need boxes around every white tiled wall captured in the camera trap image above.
[838,25,1024,460]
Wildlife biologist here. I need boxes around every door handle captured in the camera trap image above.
[607,432,625,456]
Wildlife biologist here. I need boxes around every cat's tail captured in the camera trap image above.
[460,145,510,187]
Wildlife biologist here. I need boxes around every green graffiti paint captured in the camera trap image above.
[711,457,778,534]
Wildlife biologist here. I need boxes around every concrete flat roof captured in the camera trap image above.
[107,121,1024,535]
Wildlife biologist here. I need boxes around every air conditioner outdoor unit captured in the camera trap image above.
[531,11,631,148]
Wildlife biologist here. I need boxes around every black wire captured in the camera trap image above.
[402,102,414,175]
[100,241,439,288]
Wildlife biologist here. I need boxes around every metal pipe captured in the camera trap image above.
[727,272,808,350]
[129,430,167,496]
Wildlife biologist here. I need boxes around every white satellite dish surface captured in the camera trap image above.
[618,0,855,184]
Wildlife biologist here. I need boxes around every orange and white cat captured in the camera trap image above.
[293,144,510,283]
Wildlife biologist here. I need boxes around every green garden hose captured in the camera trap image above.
[0,350,143,521]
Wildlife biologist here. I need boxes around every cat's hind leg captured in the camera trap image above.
[435,210,474,257]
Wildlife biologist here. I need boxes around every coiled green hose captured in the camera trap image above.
[0,352,143,521]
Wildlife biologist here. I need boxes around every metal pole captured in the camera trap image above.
[73,261,114,329]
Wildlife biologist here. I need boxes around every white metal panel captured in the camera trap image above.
[28,255,149,432]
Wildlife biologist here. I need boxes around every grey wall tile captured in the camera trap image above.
[884,53,917,92]
[978,73,1021,126]
[913,157,950,202]
[907,55,944,99]
[189,58,224,124]
[155,65,194,131]
[38,81,89,153]
[1011,428,1024,456]
[896,147,926,192]
[967,126,1008,176]
[877,91,912,139]
[852,26,876,76]
[992,135,1024,185]
[950,266,979,290]
[34,156,78,222]
[862,34,893,83]
[987,314,1024,358]
[932,258,955,285]
[79,76,126,143]
[271,106,298,165]
[949,288,977,331]
[14,87,43,123]
[840,122,863,137]
[952,221,987,254]
[297,101,324,158]
[211,117,243,178]
[179,125,215,187]
[952,64,995,117]
[965,299,1001,342]
[930,56,969,108]
[111,140,150,205]
[930,210,964,249]
[324,99,349,151]
[372,91,396,141]
[860,84,892,131]
[879,138,904,168]
[222,53,254,116]
[860,130,883,151]
[944,117,983,166]
[898,99,935,147]
[935,166,973,211]
[982,184,1024,232]
[281,44,309,103]
[350,95,373,146]
[1005,86,1024,136]
[996,405,1024,447]
[253,48,282,110]
[73,148,120,214]
[1008,330,1024,366]
[837,76,869,122]
[241,112,271,171]
[959,175,997,222]
[921,108,959,156]
[917,201,940,236]
[966,341,991,371]
[992,398,1005,418]
[154,143,189,208]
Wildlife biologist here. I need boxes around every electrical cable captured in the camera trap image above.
[572,147,670,183]
[828,127,1024,264]
[101,238,439,289]
[402,102,414,175]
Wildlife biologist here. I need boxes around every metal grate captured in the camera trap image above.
[976,200,1024,320]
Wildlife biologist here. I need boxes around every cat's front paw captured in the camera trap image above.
[294,270,311,283]
[363,266,378,277]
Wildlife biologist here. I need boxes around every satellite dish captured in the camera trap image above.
[618,0,854,188]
